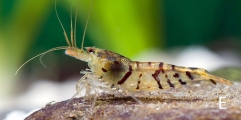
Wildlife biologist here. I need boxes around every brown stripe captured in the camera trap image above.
[117,71,132,85]
[178,79,187,85]
[148,62,152,67]
[117,65,133,85]
[153,70,160,78]
[167,79,175,87]
[209,79,217,85]
[129,65,132,71]
[136,74,142,89]
[165,74,168,78]
[153,62,165,77]
[152,74,163,89]
[173,73,179,78]
[150,62,165,89]
[136,62,140,68]
[136,81,140,89]
[186,71,193,80]
[171,65,175,70]
[102,68,107,72]
[159,62,164,73]
[139,74,142,78]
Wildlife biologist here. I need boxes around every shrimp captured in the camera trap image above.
[16,0,233,112]
[66,47,233,92]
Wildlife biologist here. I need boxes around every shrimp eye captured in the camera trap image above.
[88,48,95,53]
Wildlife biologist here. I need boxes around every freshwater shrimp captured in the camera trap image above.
[16,0,233,111]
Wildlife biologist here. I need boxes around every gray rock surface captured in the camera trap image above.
[25,82,241,120]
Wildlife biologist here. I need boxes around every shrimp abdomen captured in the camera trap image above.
[117,62,233,91]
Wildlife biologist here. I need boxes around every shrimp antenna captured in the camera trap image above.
[73,0,79,47]
[55,0,71,47]
[70,0,74,47]
[70,0,79,47]
[81,0,94,49]
[16,0,94,75]
[15,46,68,75]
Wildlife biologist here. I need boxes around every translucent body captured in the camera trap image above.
[66,47,233,94]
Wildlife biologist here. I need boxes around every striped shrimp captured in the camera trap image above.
[16,0,233,111]
[67,47,233,93]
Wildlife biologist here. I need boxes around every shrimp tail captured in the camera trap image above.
[204,73,233,86]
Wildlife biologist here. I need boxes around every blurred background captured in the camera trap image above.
[1,0,241,119]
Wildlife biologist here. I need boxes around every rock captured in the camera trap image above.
[25,82,241,120]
